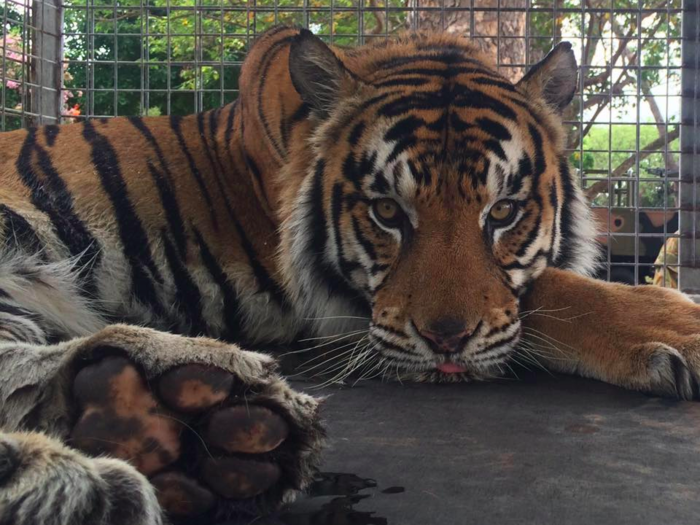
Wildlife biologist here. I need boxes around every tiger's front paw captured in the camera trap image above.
[632,339,700,400]
[69,348,322,522]
[521,268,700,401]
[601,291,700,400]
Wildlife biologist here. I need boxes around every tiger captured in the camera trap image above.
[0,25,699,525]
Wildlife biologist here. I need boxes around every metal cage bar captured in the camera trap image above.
[680,0,700,293]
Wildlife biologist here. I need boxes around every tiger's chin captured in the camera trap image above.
[390,359,511,384]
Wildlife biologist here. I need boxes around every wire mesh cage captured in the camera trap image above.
[0,0,697,292]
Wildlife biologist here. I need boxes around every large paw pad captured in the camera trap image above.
[70,356,296,521]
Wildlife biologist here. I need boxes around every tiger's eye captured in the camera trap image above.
[489,200,516,224]
[372,199,403,228]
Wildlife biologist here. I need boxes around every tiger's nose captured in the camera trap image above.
[418,317,477,354]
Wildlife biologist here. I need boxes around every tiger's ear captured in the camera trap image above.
[516,42,578,113]
[289,29,356,119]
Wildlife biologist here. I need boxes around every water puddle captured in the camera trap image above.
[251,472,404,525]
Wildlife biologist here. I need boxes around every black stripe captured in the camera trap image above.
[452,87,518,121]
[369,263,390,278]
[351,216,377,261]
[374,65,489,79]
[473,331,520,358]
[331,182,361,280]
[370,170,390,194]
[279,96,289,152]
[476,117,512,142]
[208,108,228,179]
[0,204,44,254]
[128,116,170,174]
[170,115,219,231]
[470,77,517,92]
[374,323,407,339]
[371,332,411,354]
[327,93,393,144]
[231,217,290,309]
[407,158,430,187]
[348,121,366,147]
[281,102,311,151]
[289,102,311,127]
[554,157,588,270]
[503,248,549,272]
[129,117,188,257]
[14,128,101,296]
[0,302,36,319]
[482,323,514,339]
[161,230,207,336]
[484,139,507,161]
[224,100,238,166]
[308,162,368,312]
[82,120,165,316]
[147,161,188,258]
[528,123,546,178]
[515,212,543,259]
[449,113,474,133]
[384,115,425,143]
[197,113,286,307]
[0,323,33,342]
[509,155,532,194]
[197,111,242,221]
[374,77,431,88]
[504,95,543,128]
[372,52,496,73]
[193,228,243,342]
[342,150,376,191]
[44,125,60,146]
[244,154,268,203]
[256,35,298,160]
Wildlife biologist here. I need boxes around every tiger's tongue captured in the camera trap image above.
[436,363,468,374]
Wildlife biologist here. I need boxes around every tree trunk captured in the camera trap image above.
[406,0,528,82]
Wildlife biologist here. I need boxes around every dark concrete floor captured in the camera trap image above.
[266,372,700,525]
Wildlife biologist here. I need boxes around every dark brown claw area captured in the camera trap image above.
[70,357,292,521]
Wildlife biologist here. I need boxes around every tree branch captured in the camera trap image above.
[583,127,679,202]
[612,126,680,178]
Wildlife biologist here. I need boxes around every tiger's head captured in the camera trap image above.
[276,29,599,382]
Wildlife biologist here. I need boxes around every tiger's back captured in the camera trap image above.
[0,106,297,344]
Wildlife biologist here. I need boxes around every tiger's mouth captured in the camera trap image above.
[367,324,522,384]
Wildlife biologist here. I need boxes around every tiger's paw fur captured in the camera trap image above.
[68,353,320,522]
[594,293,700,401]
[0,432,163,525]
[643,342,700,400]
[523,268,700,401]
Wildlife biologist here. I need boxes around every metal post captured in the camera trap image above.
[680,0,700,293]
[31,0,62,124]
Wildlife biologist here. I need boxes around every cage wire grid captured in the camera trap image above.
[0,0,697,292]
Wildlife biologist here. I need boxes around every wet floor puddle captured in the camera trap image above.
[251,472,404,525]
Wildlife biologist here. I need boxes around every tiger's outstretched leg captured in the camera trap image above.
[0,262,323,524]
[522,267,700,399]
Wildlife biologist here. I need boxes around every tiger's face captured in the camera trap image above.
[282,30,598,382]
